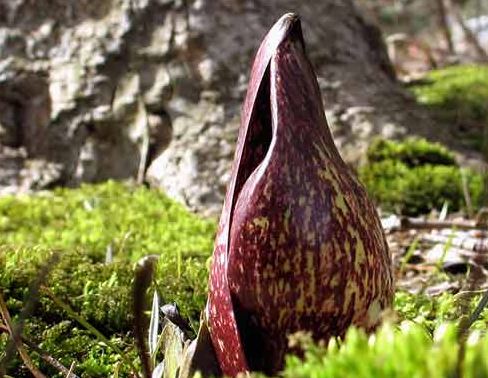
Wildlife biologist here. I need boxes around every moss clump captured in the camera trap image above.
[0,181,216,377]
[280,322,488,378]
[274,291,488,378]
[359,138,483,215]
[410,65,488,150]
[0,180,216,262]
[366,138,456,167]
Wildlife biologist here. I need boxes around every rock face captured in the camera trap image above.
[0,0,443,215]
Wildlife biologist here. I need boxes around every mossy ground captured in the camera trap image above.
[0,182,215,376]
[409,65,488,151]
[1,182,488,377]
[359,64,488,215]
[359,137,484,215]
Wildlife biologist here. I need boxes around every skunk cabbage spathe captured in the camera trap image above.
[206,13,394,377]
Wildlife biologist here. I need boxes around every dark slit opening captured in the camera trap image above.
[232,67,273,204]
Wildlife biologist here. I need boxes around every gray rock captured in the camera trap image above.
[0,0,476,215]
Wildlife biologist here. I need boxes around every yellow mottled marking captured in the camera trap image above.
[283,207,291,234]
[306,251,316,307]
[321,298,335,313]
[366,299,382,328]
[292,247,302,271]
[347,225,366,270]
[295,282,305,312]
[332,238,342,262]
[355,238,366,270]
[330,272,340,288]
[285,282,291,293]
[307,231,315,242]
[278,308,287,327]
[343,282,357,311]
[317,168,341,195]
[335,194,349,215]
[283,259,291,273]
[278,279,284,293]
[253,216,269,230]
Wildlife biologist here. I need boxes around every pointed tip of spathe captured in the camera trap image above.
[269,12,301,40]
[278,12,300,24]
[253,13,304,68]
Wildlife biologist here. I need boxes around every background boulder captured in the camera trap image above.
[0,0,462,215]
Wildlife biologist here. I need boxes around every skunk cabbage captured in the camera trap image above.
[206,13,394,377]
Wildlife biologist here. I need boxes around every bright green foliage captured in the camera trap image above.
[0,182,216,377]
[366,138,456,167]
[395,291,488,332]
[0,181,216,318]
[410,65,488,150]
[280,322,488,378]
[359,138,484,215]
[0,180,216,262]
[1,245,138,377]
[275,291,488,378]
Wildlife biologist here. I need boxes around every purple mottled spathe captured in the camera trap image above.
[206,13,394,377]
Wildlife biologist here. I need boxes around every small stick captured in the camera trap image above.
[421,234,488,253]
[66,362,76,378]
[0,294,46,378]
[0,324,80,378]
[399,217,480,231]
[461,169,474,219]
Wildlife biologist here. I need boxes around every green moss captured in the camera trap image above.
[0,182,216,377]
[0,181,216,320]
[410,65,488,150]
[0,180,216,262]
[394,291,488,333]
[2,181,487,377]
[366,138,456,167]
[274,291,488,378]
[359,138,483,215]
[279,322,488,378]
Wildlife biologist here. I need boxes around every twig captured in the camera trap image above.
[137,97,150,185]
[0,253,58,377]
[0,323,80,378]
[398,237,420,276]
[0,293,46,378]
[456,288,488,377]
[66,362,76,378]
[421,233,488,253]
[449,0,488,61]
[133,255,159,378]
[399,217,480,231]
[465,289,488,331]
[461,169,474,219]
[476,208,488,228]
[435,0,455,53]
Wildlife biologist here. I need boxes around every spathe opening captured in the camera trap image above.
[230,14,305,208]
[232,67,273,204]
